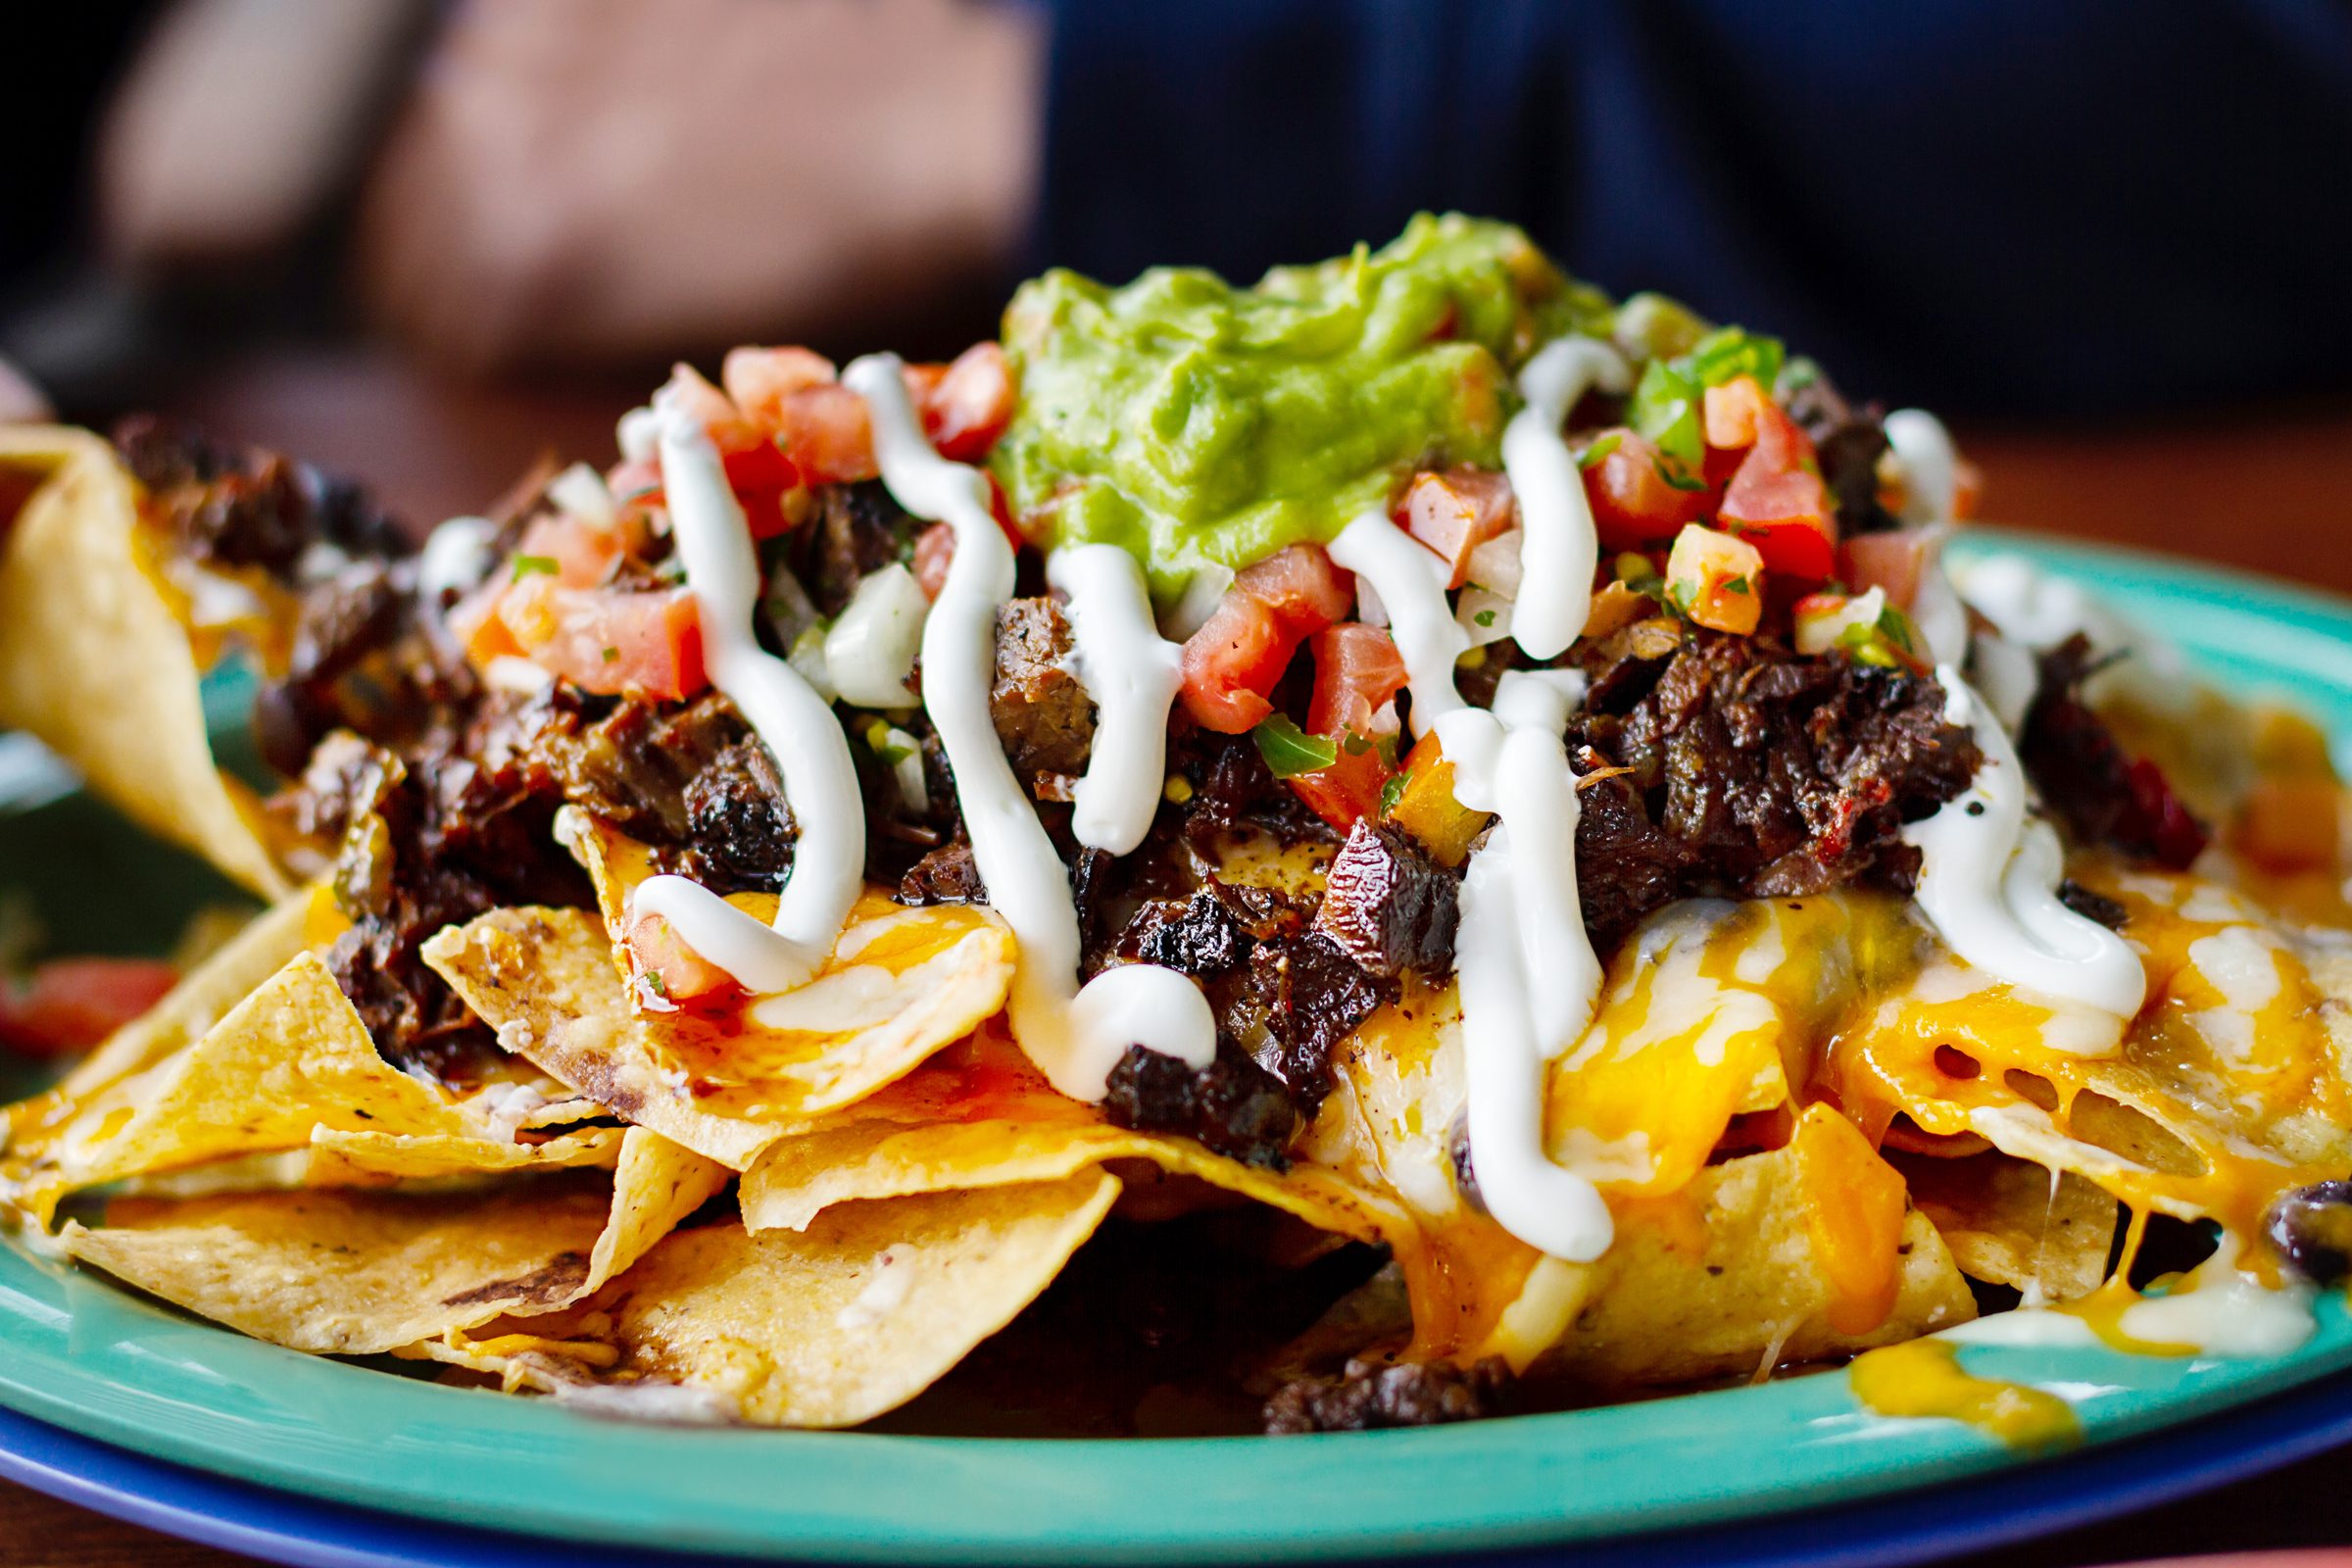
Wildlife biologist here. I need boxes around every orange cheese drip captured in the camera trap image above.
[1849,1340,2081,1450]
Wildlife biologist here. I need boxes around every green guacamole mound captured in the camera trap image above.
[990,214,1616,601]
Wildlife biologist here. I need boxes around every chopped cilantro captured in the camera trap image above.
[1577,430,1626,471]
[1652,458,1708,493]
[1379,769,1413,816]
[601,646,619,662]
[1252,715,1338,779]
[1473,608,1497,627]
[1684,325,1785,394]
[1722,575,1751,596]
[511,554,559,580]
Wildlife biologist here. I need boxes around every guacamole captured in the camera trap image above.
[990,214,1613,600]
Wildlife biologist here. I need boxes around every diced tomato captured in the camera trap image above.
[913,521,956,601]
[626,912,738,1005]
[710,420,804,539]
[1177,545,1352,733]
[515,513,625,589]
[606,456,664,516]
[1837,530,1931,610]
[1718,401,1837,582]
[659,361,740,428]
[1397,468,1517,589]
[916,342,1016,463]
[500,577,708,700]
[720,347,837,422]
[1286,623,1409,829]
[1702,375,1772,451]
[1582,430,1708,549]
[0,957,179,1058]
[452,581,525,666]
[771,384,879,485]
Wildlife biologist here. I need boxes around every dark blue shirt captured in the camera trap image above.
[1032,1,2352,417]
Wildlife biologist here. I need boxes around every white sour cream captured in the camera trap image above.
[843,354,1213,1101]
[1902,666,2146,1027]
[1046,544,1184,857]
[626,403,867,992]
[1331,505,1612,1259]
[1502,336,1629,661]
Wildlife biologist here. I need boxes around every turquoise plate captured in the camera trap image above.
[3,530,2351,1565]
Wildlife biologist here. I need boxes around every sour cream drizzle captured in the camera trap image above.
[627,403,866,992]
[844,355,1213,1101]
[1334,507,1612,1259]
[1502,336,1630,661]
[1902,666,2146,1026]
[1044,544,1184,856]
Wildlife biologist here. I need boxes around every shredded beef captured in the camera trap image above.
[1782,374,1898,537]
[2019,636,2209,869]
[521,690,795,893]
[797,481,914,614]
[114,415,405,576]
[1569,627,1981,948]
[254,561,476,775]
[1175,730,1336,851]
[901,840,987,905]
[991,597,1096,788]
[1313,819,1459,978]
[295,711,590,1083]
[1262,1355,1516,1434]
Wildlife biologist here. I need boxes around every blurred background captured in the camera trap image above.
[4,0,2352,582]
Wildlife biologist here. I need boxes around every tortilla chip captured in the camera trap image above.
[49,884,313,1102]
[1898,1151,2120,1302]
[62,1124,724,1353]
[62,1174,620,1354]
[401,1174,1121,1427]
[3,952,471,1220]
[736,1027,1406,1250]
[1541,1140,1976,1391]
[305,1125,627,1187]
[0,426,287,898]
[421,890,1015,1170]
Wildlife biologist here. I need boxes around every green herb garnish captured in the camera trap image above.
[1252,715,1338,779]
[511,554,559,580]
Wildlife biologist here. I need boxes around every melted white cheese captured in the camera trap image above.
[1902,667,2146,1027]
[843,354,1213,1101]
[1502,336,1629,660]
[627,403,866,992]
[1046,544,1184,856]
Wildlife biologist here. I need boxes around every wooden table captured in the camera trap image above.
[11,354,2352,1566]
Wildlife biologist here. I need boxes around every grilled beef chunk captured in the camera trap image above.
[2057,879,2129,930]
[992,598,1096,787]
[253,561,477,776]
[1569,626,1981,948]
[115,415,405,575]
[797,481,914,614]
[901,840,987,905]
[523,690,795,894]
[1313,819,1460,978]
[1102,1041,1299,1168]
[1782,374,1897,536]
[1262,1355,1516,1434]
[296,712,590,1084]
[1102,882,1385,1163]
[2020,635,2208,869]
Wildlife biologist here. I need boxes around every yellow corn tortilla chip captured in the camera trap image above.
[0,426,287,898]
[401,1174,1122,1428]
[63,1175,621,1354]
[305,1125,627,1187]
[1898,1152,2119,1302]
[62,1126,723,1354]
[736,1028,1407,1249]
[1537,1139,1976,1392]
[3,952,470,1220]
[48,884,314,1103]
[7,948,637,1222]
[421,888,1015,1171]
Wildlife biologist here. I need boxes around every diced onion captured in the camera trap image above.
[788,622,838,704]
[1794,587,1888,656]
[549,462,618,528]
[823,564,929,710]
[616,406,662,464]
[1464,528,1524,596]
[1456,585,1514,647]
